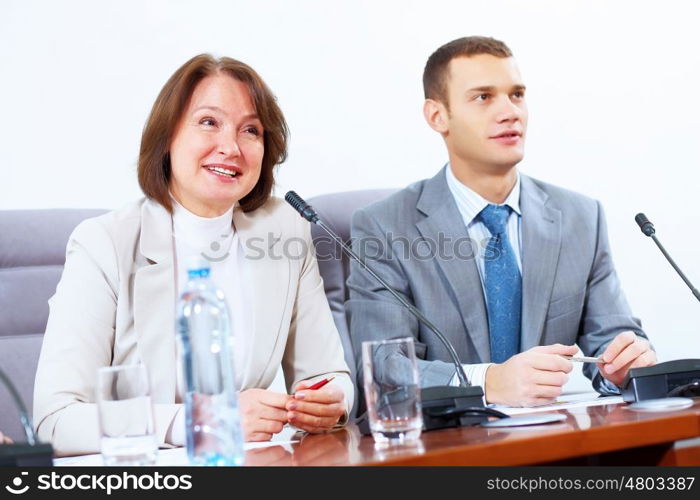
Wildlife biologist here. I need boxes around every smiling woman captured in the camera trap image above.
[32,54,354,457]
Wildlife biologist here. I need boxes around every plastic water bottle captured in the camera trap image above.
[176,257,244,466]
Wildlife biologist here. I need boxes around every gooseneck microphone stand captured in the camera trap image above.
[620,214,700,401]
[0,368,54,465]
[285,191,507,431]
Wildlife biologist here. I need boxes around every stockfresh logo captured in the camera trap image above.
[5,471,29,495]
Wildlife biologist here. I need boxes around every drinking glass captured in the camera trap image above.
[96,364,157,465]
[362,337,423,445]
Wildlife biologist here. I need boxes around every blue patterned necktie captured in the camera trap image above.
[478,204,521,363]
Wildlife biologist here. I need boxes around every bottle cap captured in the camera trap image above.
[186,256,211,279]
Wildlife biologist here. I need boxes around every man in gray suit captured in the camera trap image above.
[347,36,656,407]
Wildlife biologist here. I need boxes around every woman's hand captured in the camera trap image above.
[0,431,13,445]
[286,381,346,433]
[238,388,291,441]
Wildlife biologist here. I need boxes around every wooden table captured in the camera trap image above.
[244,399,700,466]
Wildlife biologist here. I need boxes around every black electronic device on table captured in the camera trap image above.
[621,359,700,402]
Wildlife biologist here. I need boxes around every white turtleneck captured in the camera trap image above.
[171,198,253,395]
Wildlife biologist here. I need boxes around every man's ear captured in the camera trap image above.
[423,98,449,134]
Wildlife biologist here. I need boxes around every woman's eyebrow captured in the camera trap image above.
[192,105,225,114]
[239,113,261,122]
[191,106,260,122]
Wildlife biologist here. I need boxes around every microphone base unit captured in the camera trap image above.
[0,443,54,466]
[421,385,506,431]
[355,385,506,435]
[621,359,700,402]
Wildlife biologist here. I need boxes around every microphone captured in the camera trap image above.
[634,213,655,236]
[620,214,700,402]
[285,191,506,431]
[0,368,53,465]
[635,213,700,302]
[285,191,319,224]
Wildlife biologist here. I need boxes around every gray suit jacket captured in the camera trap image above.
[347,167,646,395]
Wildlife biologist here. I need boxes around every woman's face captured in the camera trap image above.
[169,74,265,217]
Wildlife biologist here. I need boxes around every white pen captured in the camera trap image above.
[561,355,605,363]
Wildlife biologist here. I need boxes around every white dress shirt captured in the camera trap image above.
[444,165,522,392]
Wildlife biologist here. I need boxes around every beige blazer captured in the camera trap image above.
[33,197,353,457]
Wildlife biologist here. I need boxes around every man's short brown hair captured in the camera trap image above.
[138,54,288,213]
[423,36,513,107]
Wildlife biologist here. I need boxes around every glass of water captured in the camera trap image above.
[362,337,423,445]
[96,364,157,466]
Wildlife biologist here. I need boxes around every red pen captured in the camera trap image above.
[306,376,335,390]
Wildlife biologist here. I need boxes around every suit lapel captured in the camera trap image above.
[415,168,491,363]
[133,199,177,404]
[520,176,562,350]
[234,206,290,388]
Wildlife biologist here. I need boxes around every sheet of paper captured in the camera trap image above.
[54,425,300,466]
[489,391,624,416]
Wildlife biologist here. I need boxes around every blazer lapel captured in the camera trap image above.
[133,199,177,404]
[520,176,562,350]
[415,168,491,363]
[234,206,291,388]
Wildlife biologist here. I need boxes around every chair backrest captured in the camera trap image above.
[307,189,396,418]
[0,209,107,441]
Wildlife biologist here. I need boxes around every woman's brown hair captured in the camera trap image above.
[138,54,288,213]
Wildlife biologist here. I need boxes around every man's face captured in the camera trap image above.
[440,54,528,173]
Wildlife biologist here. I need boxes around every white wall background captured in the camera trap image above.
[2,0,700,391]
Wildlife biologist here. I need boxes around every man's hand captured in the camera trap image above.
[286,381,346,433]
[238,388,291,441]
[484,343,578,407]
[599,331,656,387]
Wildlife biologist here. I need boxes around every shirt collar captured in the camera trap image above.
[171,195,235,250]
[445,163,521,227]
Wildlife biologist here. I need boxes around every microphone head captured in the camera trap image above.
[285,191,319,223]
[635,213,655,236]
[285,190,305,213]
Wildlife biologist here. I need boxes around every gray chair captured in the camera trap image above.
[307,189,396,418]
[0,209,107,442]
